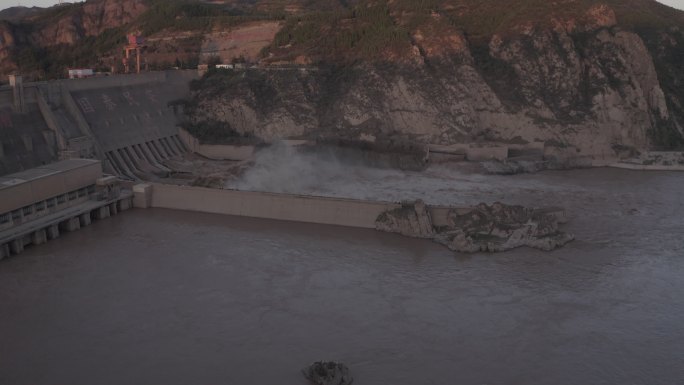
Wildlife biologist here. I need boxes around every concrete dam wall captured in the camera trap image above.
[0,105,56,175]
[70,82,188,178]
[146,183,402,229]
[137,183,475,230]
[65,71,197,179]
[0,71,197,179]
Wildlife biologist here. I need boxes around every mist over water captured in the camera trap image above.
[228,143,592,206]
[228,143,405,197]
[0,165,683,385]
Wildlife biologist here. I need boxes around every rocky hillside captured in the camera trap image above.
[184,0,684,153]
[0,0,277,78]
[0,7,43,22]
[1,0,683,153]
[0,0,149,78]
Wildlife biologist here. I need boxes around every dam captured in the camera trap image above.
[0,70,682,385]
[2,70,570,250]
[69,79,190,178]
[0,71,195,179]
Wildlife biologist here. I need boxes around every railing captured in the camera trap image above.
[0,185,96,230]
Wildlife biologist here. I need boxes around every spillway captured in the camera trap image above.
[0,71,197,179]
[70,80,190,178]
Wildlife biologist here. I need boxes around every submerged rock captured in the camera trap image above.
[302,361,353,385]
[376,201,574,253]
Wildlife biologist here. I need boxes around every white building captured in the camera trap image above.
[68,69,95,79]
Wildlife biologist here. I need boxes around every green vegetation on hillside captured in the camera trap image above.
[261,0,684,61]
[136,0,285,35]
[265,3,415,62]
[30,2,81,24]
[8,0,684,76]
[14,27,125,79]
[3,0,684,148]
[440,0,683,41]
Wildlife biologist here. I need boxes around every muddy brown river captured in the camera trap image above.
[0,168,683,384]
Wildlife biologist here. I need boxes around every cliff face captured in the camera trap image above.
[30,0,148,47]
[1,0,682,154]
[81,0,148,36]
[0,0,148,78]
[0,22,20,74]
[186,3,683,156]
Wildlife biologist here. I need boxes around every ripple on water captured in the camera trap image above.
[0,169,683,385]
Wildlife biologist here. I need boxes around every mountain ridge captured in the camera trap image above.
[1,0,683,76]
[0,0,682,152]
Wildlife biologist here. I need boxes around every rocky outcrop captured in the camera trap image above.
[435,203,575,253]
[180,2,684,157]
[0,0,682,153]
[30,0,147,47]
[376,200,435,238]
[200,21,282,64]
[0,22,18,74]
[188,18,681,157]
[81,0,147,37]
[0,0,147,53]
[375,201,574,253]
[617,151,684,168]
[302,361,353,385]
[0,0,151,80]
[34,13,84,46]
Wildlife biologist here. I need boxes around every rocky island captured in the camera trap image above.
[376,200,574,253]
[0,1,683,385]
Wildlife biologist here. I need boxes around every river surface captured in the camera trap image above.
[1,168,683,385]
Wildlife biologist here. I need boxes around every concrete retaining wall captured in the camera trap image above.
[178,128,254,161]
[148,183,402,229]
[609,163,684,171]
[200,145,254,161]
[61,70,198,92]
[465,146,509,161]
[428,143,509,162]
[63,72,167,92]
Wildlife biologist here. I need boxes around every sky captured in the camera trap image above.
[1,0,684,11]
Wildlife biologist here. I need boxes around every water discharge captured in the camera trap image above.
[0,168,682,384]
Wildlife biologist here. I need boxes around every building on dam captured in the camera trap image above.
[0,159,132,260]
[0,70,200,260]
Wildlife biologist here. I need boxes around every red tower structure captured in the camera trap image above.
[123,34,145,74]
